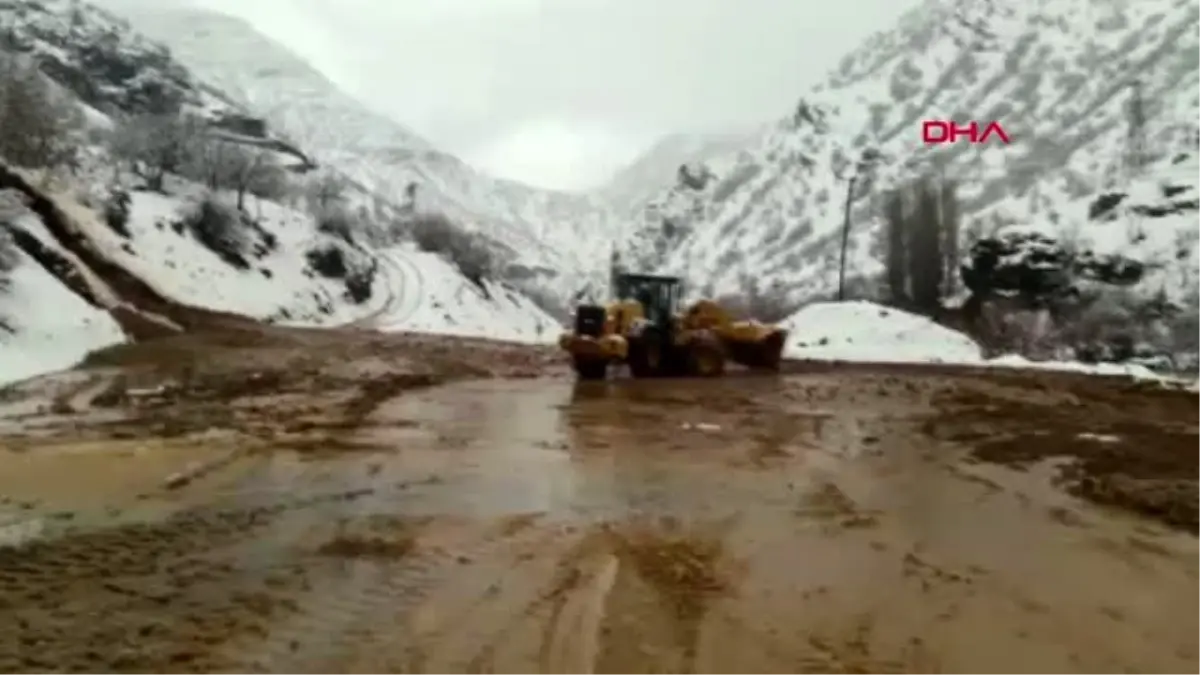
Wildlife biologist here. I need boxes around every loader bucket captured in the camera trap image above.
[723,329,787,370]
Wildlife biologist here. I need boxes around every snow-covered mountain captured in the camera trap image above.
[599,129,761,217]
[628,0,1199,311]
[0,167,560,386]
[88,0,617,305]
[0,0,561,386]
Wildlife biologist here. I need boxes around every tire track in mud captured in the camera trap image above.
[238,515,747,674]
[0,504,287,672]
[0,481,417,673]
[228,513,560,673]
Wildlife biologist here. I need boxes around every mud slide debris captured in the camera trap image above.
[0,333,1196,673]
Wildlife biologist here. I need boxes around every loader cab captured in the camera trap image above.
[615,273,682,328]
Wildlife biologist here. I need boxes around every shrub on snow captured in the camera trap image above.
[304,243,376,305]
[315,208,357,247]
[174,193,277,270]
[176,195,249,269]
[409,213,495,286]
[101,186,132,239]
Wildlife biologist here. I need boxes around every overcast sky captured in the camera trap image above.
[183,0,920,190]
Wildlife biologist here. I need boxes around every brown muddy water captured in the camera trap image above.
[0,372,1196,673]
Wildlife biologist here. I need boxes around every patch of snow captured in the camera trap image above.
[371,244,559,344]
[983,353,1163,380]
[779,301,984,364]
[777,300,1189,383]
[1076,432,1121,443]
[0,246,125,388]
[78,185,385,326]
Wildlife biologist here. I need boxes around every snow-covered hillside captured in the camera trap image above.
[600,130,762,218]
[89,0,617,305]
[0,174,560,386]
[0,201,125,385]
[629,0,1199,311]
[0,0,564,386]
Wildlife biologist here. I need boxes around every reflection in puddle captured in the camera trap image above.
[348,378,833,520]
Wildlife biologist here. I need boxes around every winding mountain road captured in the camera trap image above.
[348,248,426,331]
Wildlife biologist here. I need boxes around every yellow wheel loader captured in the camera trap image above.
[558,273,789,380]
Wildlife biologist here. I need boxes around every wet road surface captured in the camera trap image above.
[1,371,1197,673]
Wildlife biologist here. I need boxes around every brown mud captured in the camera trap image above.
[0,335,1196,673]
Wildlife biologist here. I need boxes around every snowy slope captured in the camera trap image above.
[0,0,564,386]
[66,178,561,338]
[91,0,617,304]
[0,0,243,121]
[76,182,387,326]
[0,209,124,386]
[0,171,558,388]
[367,245,559,343]
[600,129,762,218]
[629,0,1199,310]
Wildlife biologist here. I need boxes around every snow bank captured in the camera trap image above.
[779,301,984,364]
[777,301,1192,384]
[0,250,124,387]
[982,354,1163,380]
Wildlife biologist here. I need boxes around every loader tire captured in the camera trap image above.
[572,358,608,381]
[687,332,726,377]
[757,330,785,371]
[627,332,664,378]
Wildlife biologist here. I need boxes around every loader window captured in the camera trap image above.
[616,275,680,326]
[637,288,660,323]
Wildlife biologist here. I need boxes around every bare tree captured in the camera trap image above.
[907,178,944,314]
[883,189,907,305]
[211,143,285,210]
[1124,79,1149,178]
[181,133,224,191]
[835,148,885,301]
[306,171,347,214]
[939,178,961,296]
[0,52,83,170]
[111,112,204,191]
[410,213,495,284]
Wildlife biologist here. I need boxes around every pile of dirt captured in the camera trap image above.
[3,327,563,446]
[314,515,429,560]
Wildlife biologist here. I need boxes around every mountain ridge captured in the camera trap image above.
[88,0,618,307]
[626,0,1198,311]
[0,0,562,386]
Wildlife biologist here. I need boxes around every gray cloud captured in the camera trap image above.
[187,0,921,189]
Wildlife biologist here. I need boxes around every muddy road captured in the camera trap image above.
[0,333,1196,673]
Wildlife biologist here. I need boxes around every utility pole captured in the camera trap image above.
[835,147,885,302]
[1125,79,1148,179]
[1123,80,1149,241]
[837,174,858,302]
[609,245,621,300]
